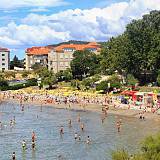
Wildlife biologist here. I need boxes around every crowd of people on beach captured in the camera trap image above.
[0,90,158,159]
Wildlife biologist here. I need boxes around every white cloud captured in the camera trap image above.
[29,8,50,12]
[0,0,160,50]
[0,0,68,9]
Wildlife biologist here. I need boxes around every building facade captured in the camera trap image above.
[48,42,101,73]
[0,47,10,71]
[25,42,101,72]
[25,47,51,70]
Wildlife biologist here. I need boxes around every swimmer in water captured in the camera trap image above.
[68,119,72,128]
[12,152,16,160]
[60,126,64,134]
[74,132,78,140]
[116,121,121,133]
[32,140,35,149]
[21,105,24,111]
[78,135,81,141]
[22,140,27,150]
[86,136,91,144]
[80,123,84,131]
[77,114,81,123]
[32,131,36,142]
[13,116,16,124]
[10,120,13,127]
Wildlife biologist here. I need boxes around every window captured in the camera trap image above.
[65,62,69,66]
[60,62,63,66]
[60,54,64,59]
[2,58,5,61]
[63,48,75,52]
[2,63,5,66]
[65,54,69,59]
[2,53,5,56]
[2,68,5,71]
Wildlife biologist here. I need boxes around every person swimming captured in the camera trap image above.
[78,135,81,141]
[74,132,78,140]
[22,140,26,150]
[12,152,16,160]
[86,136,91,144]
[32,140,35,149]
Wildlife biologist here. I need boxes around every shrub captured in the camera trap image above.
[127,74,138,86]
[112,150,130,160]
[157,74,160,86]
[96,81,108,91]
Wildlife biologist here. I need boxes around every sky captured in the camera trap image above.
[0,0,160,59]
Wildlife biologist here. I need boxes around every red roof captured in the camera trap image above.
[26,47,51,55]
[54,42,101,52]
[0,47,10,52]
[26,42,101,55]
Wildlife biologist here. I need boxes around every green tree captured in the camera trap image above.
[71,50,100,80]
[101,10,160,84]
[96,81,108,91]
[126,74,139,86]
[0,74,9,90]
[56,69,73,82]
[63,69,73,82]
[82,78,94,89]
[31,63,43,72]
[71,79,81,90]
[38,68,57,89]
[10,55,24,69]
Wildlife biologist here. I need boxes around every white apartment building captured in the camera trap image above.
[0,47,10,71]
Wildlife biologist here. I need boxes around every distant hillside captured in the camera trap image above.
[47,40,89,48]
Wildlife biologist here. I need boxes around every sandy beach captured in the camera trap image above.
[1,94,160,122]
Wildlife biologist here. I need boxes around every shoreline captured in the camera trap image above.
[1,98,160,122]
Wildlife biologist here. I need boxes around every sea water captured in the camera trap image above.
[0,101,159,160]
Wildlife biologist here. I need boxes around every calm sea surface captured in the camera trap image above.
[0,101,159,160]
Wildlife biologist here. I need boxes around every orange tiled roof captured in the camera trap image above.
[54,42,100,52]
[0,47,10,52]
[26,47,51,55]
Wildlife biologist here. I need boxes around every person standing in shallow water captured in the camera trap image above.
[116,119,122,133]
[68,119,72,128]
[80,123,84,131]
[60,126,64,134]
[77,114,81,123]
[32,131,36,142]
